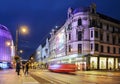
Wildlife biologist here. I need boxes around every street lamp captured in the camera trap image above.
[6,41,11,46]
[19,50,23,54]
[15,25,29,61]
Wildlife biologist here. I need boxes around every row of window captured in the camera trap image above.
[95,43,120,54]
[68,43,120,54]
[68,30,120,46]
[91,30,120,44]
[68,31,82,41]
[68,44,82,53]
[90,19,120,33]
[69,17,120,33]
[99,22,120,33]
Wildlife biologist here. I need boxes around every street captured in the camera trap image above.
[0,69,120,84]
[30,69,120,84]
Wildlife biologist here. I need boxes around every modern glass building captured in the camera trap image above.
[0,24,14,69]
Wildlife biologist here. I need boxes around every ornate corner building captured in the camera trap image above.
[36,3,120,70]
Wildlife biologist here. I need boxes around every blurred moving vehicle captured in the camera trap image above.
[48,64,77,73]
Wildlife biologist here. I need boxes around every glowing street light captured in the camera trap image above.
[15,25,29,61]
[6,41,11,46]
[19,25,29,35]
[19,50,23,54]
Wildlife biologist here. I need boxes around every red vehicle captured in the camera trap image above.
[48,64,77,73]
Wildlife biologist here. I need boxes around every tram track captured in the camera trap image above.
[30,71,70,84]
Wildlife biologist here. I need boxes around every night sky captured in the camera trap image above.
[0,0,120,59]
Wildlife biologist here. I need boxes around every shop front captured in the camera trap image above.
[90,56,119,70]
[76,57,87,70]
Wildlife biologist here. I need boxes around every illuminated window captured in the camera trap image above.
[108,58,114,69]
[90,57,97,69]
[100,57,106,69]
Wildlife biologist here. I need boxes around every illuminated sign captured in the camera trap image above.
[55,28,66,57]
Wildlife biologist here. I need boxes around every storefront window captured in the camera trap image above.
[115,58,118,69]
[108,58,114,69]
[90,57,97,69]
[100,57,106,69]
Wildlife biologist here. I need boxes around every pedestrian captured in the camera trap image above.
[25,62,29,76]
[16,61,21,76]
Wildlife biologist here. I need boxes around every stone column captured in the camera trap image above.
[114,58,116,70]
[106,58,108,70]
[97,57,99,70]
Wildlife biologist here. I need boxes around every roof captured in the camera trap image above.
[97,12,120,24]
[73,7,90,14]
[0,24,8,31]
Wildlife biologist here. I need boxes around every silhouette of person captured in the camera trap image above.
[22,64,25,73]
[16,61,21,76]
[25,62,29,76]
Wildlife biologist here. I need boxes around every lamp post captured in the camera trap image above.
[15,25,29,61]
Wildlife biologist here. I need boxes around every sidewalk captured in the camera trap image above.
[0,69,39,84]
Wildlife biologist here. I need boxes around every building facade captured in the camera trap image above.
[35,38,49,67]
[36,3,120,70]
[0,24,14,68]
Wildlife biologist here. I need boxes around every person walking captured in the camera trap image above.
[16,61,21,76]
[25,62,29,76]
